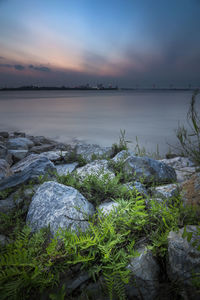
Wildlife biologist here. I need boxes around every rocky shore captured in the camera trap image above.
[0,130,200,300]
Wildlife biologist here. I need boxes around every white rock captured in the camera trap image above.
[76,160,115,180]
[26,181,95,235]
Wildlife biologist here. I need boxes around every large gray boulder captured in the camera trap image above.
[126,247,160,299]
[7,137,34,150]
[123,155,176,184]
[0,159,11,180]
[0,154,56,190]
[74,143,113,162]
[26,181,95,235]
[168,226,200,299]
[76,160,115,180]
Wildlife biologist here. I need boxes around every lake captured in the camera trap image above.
[0,90,194,155]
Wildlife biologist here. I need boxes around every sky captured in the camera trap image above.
[0,0,200,88]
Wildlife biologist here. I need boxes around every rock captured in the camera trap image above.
[30,144,57,154]
[151,183,180,199]
[160,157,197,182]
[0,143,7,159]
[124,181,148,197]
[74,143,113,162]
[181,173,200,207]
[26,181,95,235]
[55,163,78,176]
[168,226,200,299]
[7,137,34,150]
[0,234,10,246]
[8,149,28,162]
[123,155,177,184]
[126,247,160,300]
[13,131,26,137]
[0,159,12,180]
[98,201,119,215]
[66,272,90,294]
[0,131,9,138]
[0,154,56,191]
[76,160,115,180]
[112,150,135,163]
[28,135,55,146]
[161,156,195,169]
[0,197,15,214]
[40,150,68,162]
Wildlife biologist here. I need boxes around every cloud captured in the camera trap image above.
[0,63,25,71]
[0,56,4,59]
[14,64,25,71]
[0,63,12,68]
[29,64,51,72]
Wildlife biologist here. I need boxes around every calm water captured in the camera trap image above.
[0,90,194,154]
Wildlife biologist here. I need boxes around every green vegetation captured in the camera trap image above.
[64,148,87,167]
[56,171,131,207]
[111,129,130,157]
[175,89,200,164]
[1,166,199,299]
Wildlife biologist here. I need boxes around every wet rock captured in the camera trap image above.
[28,135,55,146]
[55,162,78,176]
[0,143,7,159]
[0,131,9,138]
[40,150,68,162]
[30,144,57,154]
[0,154,56,191]
[74,143,113,162]
[151,183,180,199]
[181,173,200,207]
[76,160,115,180]
[123,155,177,184]
[26,181,95,235]
[126,247,160,300]
[7,137,34,150]
[13,131,26,137]
[8,149,28,162]
[0,159,12,180]
[98,201,119,215]
[168,226,200,299]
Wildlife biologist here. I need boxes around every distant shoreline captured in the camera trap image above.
[0,86,197,92]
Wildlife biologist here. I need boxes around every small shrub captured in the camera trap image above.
[64,148,87,167]
[175,89,200,164]
[56,171,130,206]
[111,130,131,157]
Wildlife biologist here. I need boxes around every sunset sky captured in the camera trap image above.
[0,0,200,88]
